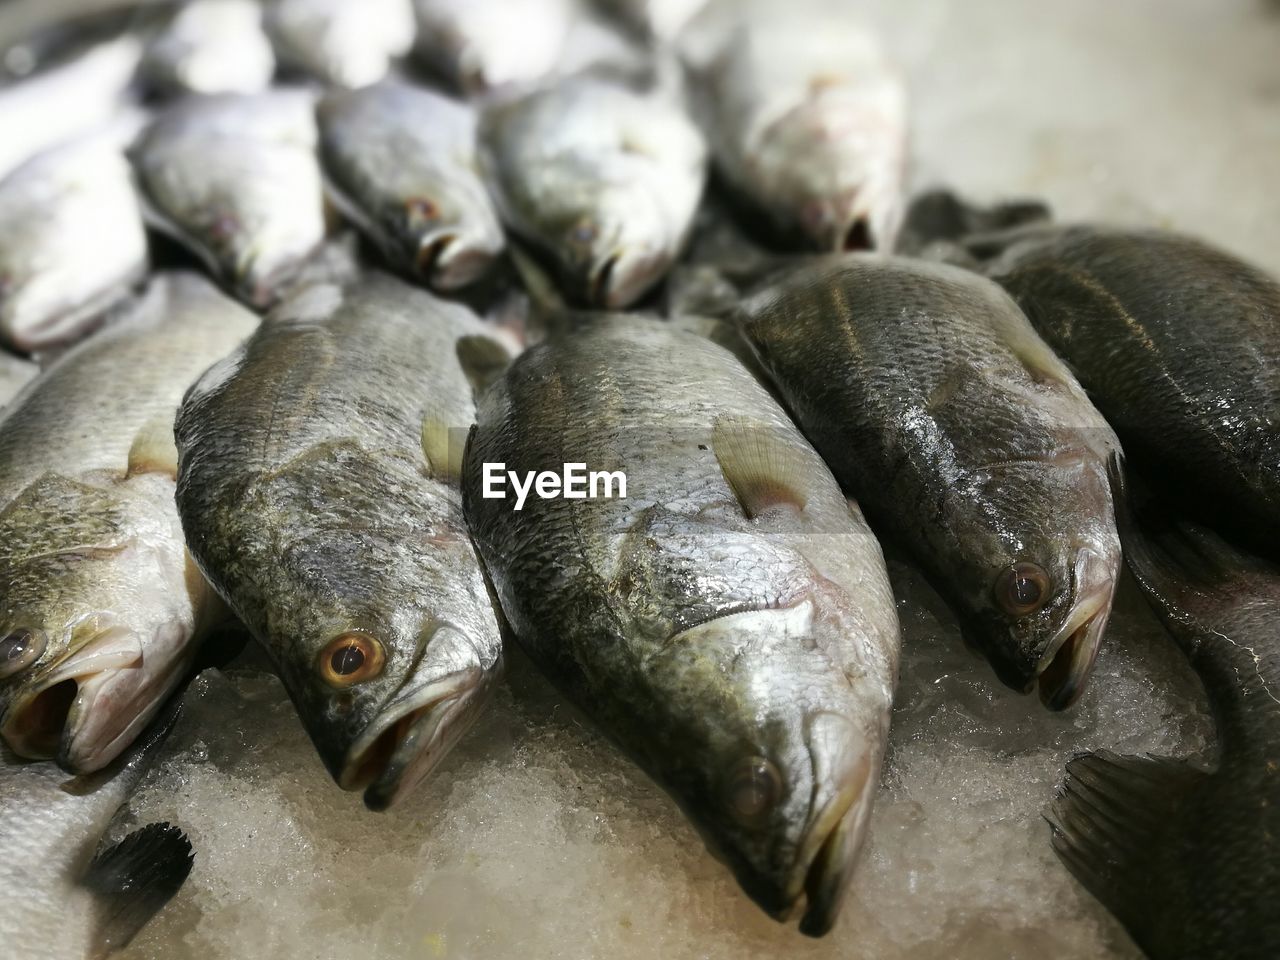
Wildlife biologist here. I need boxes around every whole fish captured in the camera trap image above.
[0,135,147,352]
[0,353,37,410]
[463,318,900,935]
[0,704,193,960]
[317,82,504,290]
[0,273,258,773]
[264,0,414,88]
[412,0,573,93]
[174,273,508,811]
[141,0,276,96]
[690,19,907,251]
[130,91,327,309]
[950,222,1280,553]
[727,255,1121,708]
[594,0,709,42]
[1049,472,1280,960]
[0,35,142,180]
[479,75,706,308]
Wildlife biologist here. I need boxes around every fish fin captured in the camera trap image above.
[898,188,1052,256]
[1046,750,1204,953]
[127,418,179,477]
[421,413,465,484]
[84,822,194,958]
[509,244,569,339]
[711,416,813,518]
[455,334,511,399]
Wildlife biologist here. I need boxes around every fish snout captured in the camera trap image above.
[1034,550,1118,711]
[416,230,496,290]
[586,247,667,309]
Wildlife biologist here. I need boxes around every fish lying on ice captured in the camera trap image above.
[463,317,900,935]
[174,273,509,810]
[411,0,573,93]
[1049,468,1280,960]
[264,0,414,88]
[141,0,275,96]
[317,81,505,290]
[129,90,328,309]
[0,702,193,960]
[479,74,706,308]
[719,254,1121,708]
[0,273,258,773]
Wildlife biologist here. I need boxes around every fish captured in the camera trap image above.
[0,353,38,410]
[479,74,706,308]
[173,272,509,811]
[0,35,142,180]
[462,317,900,935]
[316,81,505,290]
[942,218,1280,555]
[594,0,710,43]
[0,273,259,773]
[688,18,908,251]
[1048,467,1280,960]
[725,254,1121,708]
[130,90,328,309]
[411,0,573,93]
[0,702,194,960]
[141,0,276,96]
[0,134,148,352]
[264,0,414,88]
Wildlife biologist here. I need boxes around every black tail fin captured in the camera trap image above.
[84,822,195,958]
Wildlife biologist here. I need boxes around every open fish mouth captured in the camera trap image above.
[1034,589,1111,711]
[586,249,666,309]
[416,231,491,290]
[0,621,192,773]
[794,759,872,936]
[338,666,492,812]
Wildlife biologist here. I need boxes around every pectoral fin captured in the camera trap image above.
[127,418,179,477]
[421,412,465,483]
[84,822,195,958]
[712,416,814,519]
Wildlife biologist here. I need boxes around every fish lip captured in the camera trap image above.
[587,249,665,309]
[338,666,492,811]
[415,231,493,290]
[1033,552,1117,711]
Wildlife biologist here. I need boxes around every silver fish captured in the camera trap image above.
[690,18,908,251]
[264,0,414,88]
[463,317,900,935]
[142,0,276,96]
[0,135,148,352]
[412,0,573,93]
[317,81,504,290]
[594,0,709,42]
[130,90,328,308]
[174,273,508,810]
[480,75,706,308]
[0,273,258,773]
[0,705,193,960]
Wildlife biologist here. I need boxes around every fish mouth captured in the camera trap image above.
[794,757,873,936]
[416,232,492,290]
[586,249,665,309]
[338,665,492,812]
[1033,585,1112,711]
[841,216,875,252]
[0,621,193,773]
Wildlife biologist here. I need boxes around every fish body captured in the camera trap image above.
[412,0,572,93]
[463,317,900,935]
[317,82,504,290]
[480,75,706,308]
[692,19,907,251]
[264,0,413,88]
[961,225,1280,552]
[730,255,1120,707]
[130,91,327,309]
[142,0,275,95]
[0,707,193,960]
[0,273,258,773]
[1049,480,1280,960]
[174,273,507,810]
[595,0,709,42]
[0,135,147,352]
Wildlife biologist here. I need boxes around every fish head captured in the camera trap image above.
[633,599,890,935]
[384,184,505,291]
[946,455,1121,710]
[752,78,907,252]
[0,474,201,773]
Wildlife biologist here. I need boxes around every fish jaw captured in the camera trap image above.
[586,246,671,308]
[1034,549,1118,710]
[416,228,502,291]
[337,625,500,811]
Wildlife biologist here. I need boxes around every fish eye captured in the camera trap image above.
[0,628,46,680]
[995,561,1051,617]
[317,633,386,688]
[406,196,439,222]
[723,756,782,828]
[570,220,598,245]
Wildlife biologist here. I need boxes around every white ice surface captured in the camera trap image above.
[116,1,1277,957]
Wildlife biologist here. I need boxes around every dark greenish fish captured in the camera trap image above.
[941,215,1280,555]
[0,701,193,958]
[463,317,900,935]
[1048,469,1280,960]
[727,254,1121,708]
[174,272,509,811]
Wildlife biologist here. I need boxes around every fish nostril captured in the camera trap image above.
[843,218,873,252]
